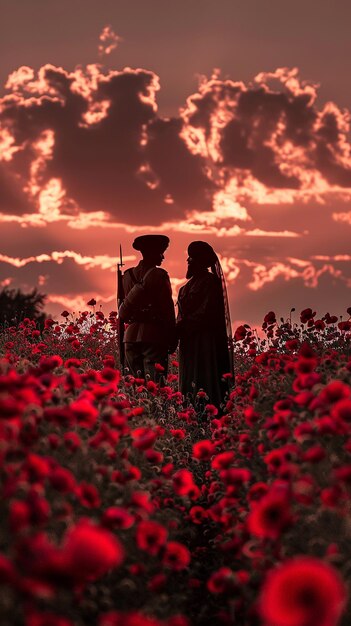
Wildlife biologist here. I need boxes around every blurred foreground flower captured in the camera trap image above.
[259,556,347,626]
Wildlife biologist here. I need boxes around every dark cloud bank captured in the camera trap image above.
[1,64,351,224]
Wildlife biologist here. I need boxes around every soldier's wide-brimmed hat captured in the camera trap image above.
[188,241,217,267]
[133,234,170,254]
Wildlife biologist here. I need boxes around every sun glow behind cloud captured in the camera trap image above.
[1,61,351,322]
[46,292,116,313]
[0,251,136,271]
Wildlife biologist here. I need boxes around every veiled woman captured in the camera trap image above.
[176,241,234,407]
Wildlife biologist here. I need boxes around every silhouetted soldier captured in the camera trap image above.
[118,235,176,382]
[176,241,233,407]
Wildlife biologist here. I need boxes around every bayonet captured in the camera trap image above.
[117,244,125,369]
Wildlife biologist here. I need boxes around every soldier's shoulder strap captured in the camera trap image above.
[141,267,158,285]
[127,266,157,287]
[128,268,138,285]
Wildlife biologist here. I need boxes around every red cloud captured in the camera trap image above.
[0,163,34,214]
[98,26,122,56]
[1,64,351,232]
[181,67,351,196]
[0,64,212,225]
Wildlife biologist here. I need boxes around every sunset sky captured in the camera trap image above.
[1,0,351,330]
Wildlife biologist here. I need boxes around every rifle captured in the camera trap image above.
[117,244,125,370]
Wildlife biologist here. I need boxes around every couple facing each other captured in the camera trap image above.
[118,234,233,407]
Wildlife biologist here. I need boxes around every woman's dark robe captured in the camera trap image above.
[177,270,230,407]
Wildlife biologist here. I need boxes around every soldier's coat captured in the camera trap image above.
[120,261,175,345]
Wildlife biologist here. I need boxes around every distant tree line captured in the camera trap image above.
[0,287,47,329]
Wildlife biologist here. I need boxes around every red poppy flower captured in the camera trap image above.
[247,491,292,539]
[244,405,260,426]
[264,445,300,471]
[145,449,164,463]
[334,465,351,484]
[234,325,247,341]
[70,399,98,428]
[61,310,70,318]
[294,422,315,441]
[87,298,97,306]
[9,500,30,533]
[63,432,81,451]
[26,613,74,626]
[147,572,167,592]
[162,541,190,570]
[285,339,300,350]
[315,319,326,331]
[39,355,63,371]
[0,553,16,585]
[99,368,121,384]
[300,308,316,323]
[131,427,158,450]
[124,465,142,481]
[0,395,21,419]
[15,531,65,583]
[49,467,76,493]
[331,398,351,421]
[189,506,208,524]
[324,313,338,324]
[24,454,51,481]
[302,445,326,463]
[298,343,316,360]
[207,567,236,593]
[338,320,351,331]
[170,429,186,439]
[319,381,351,404]
[102,507,135,530]
[130,491,155,514]
[264,311,277,325]
[167,616,190,626]
[293,391,315,407]
[219,468,251,486]
[321,485,343,508]
[211,451,235,470]
[314,416,340,435]
[161,463,174,477]
[192,440,216,461]
[64,357,83,368]
[259,557,346,626]
[76,482,101,508]
[295,357,318,374]
[146,380,158,394]
[197,391,207,398]
[136,520,168,555]
[293,372,321,391]
[247,481,269,502]
[101,355,115,368]
[172,469,196,496]
[63,519,124,582]
[154,362,165,372]
[98,612,162,626]
[205,404,218,416]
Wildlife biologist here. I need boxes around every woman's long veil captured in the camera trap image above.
[211,256,235,383]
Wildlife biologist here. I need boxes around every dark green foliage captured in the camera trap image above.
[0,287,47,328]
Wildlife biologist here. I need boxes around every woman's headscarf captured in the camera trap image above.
[187,241,234,378]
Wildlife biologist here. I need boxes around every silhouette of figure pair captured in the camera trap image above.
[118,235,233,407]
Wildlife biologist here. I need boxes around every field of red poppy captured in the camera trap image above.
[1,306,351,626]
